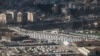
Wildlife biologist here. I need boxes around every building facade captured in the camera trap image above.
[0,13,6,24]
[27,11,34,22]
[17,12,23,23]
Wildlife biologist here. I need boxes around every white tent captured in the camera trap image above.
[63,41,69,46]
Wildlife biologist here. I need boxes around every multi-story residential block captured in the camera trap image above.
[17,11,23,23]
[0,13,6,24]
[27,11,36,22]
[6,14,13,23]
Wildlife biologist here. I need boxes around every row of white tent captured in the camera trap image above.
[8,27,99,42]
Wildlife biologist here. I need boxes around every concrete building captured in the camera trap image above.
[14,11,27,24]
[27,11,36,22]
[6,10,14,21]
[22,12,28,24]
[17,12,23,23]
[0,13,6,24]
[13,11,18,22]
[6,14,13,23]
